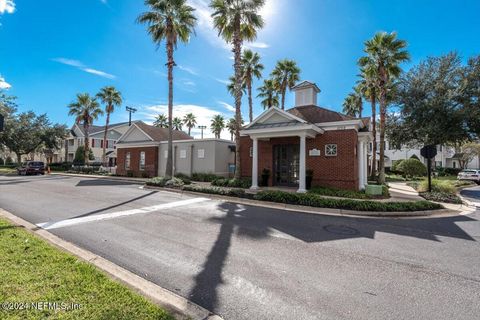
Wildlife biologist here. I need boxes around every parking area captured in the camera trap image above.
[1,174,480,320]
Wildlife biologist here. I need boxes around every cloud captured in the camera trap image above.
[141,103,231,139]
[245,42,270,49]
[0,0,15,14]
[0,75,11,89]
[214,78,230,85]
[52,57,116,79]
[182,79,196,87]
[178,65,199,76]
[217,101,235,112]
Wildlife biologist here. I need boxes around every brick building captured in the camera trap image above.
[240,81,372,192]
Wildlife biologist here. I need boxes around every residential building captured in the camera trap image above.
[240,81,372,192]
[116,121,235,178]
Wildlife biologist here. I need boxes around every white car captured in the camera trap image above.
[457,169,480,184]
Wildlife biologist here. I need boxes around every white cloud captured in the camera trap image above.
[217,101,235,112]
[0,0,15,14]
[142,103,231,140]
[52,57,116,79]
[214,78,230,85]
[0,75,11,89]
[178,65,199,76]
[182,79,196,87]
[245,42,270,49]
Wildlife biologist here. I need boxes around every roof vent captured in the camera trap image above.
[292,81,321,107]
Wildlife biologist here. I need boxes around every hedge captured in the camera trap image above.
[183,185,247,198]
[211,177,251,189]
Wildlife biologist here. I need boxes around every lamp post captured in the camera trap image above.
[198,125,207,139]
[126,106,137,126]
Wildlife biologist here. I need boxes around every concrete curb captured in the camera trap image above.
[143,185,459,218]
[0,208,223,320]
[50,172,146,184]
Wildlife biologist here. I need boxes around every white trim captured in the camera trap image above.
[241,124,323,139]
[292,80,321,93]
[244,107,307,129]
[116,142,159,148]
[116,122,155,143]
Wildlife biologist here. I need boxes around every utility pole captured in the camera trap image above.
[126,106,137,126]
[198,125,207,139]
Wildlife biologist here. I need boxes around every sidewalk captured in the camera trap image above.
[386,182,424,202]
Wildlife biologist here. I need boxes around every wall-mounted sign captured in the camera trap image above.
[309,148,321,156]
[180,149,187,159]
[198,149,205,159]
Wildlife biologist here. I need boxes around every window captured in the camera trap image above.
[91,139,95,148]
[100,140,104,148]
[139,151,145,170]
[249,147,253,157]
[198,149,205,159]
[325,144,337,157]
[125,152,131,170]
[180,150,187,159]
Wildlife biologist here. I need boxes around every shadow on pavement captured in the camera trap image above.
[75,179,138,187]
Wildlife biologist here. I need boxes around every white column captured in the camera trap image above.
[298,135,307,193]
[250,137,259,190]
[363,141,368,186]
[358,140,365,190]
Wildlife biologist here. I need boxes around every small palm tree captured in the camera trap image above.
[257,79,279,109]
[342,86,363,117]
[96,86,122,166]
[183,112,197,136]
[137,0,197,178]
[271,59,300,110]
[226,117,244,141]
[153,114,168,128]
[68,93,103,165]
[211,114,225,139]
[241,49,263,122]
[227,75,246,97]
[172,117,183,130]
[359,31,409,183]
[211,0,265,179]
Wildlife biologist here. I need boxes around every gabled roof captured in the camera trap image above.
[286,105,355,123]
[74,121,140,136]
[245,106,307,129]
[117,121,192,143]
[291,80,321,93]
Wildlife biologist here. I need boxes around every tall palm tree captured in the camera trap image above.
[211,114,225,139]
[67,93,103,165]
[257,79,279,109]
[153,114,168,128]
[359,31,409,183]
[211,0,265,179]
[241,49,263,122]
[183,112,196,136]
[342,94,360,117]
[96,86,122,166]
[137,0,197,178]
[172,117,183,130]
[227,75,246,97]
[271,59,301,110]
[357,64,379,178]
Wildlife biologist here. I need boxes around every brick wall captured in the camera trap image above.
[116,146,159,178]
[240,130,359,190]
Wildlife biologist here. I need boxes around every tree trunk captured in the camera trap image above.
[84,123,90,165]
[16,153,21,165]
[248,81,253,123]
[281,86,286,110]
[370,94,377,179]
[102,111,110,167]
[188,127,191,136]
[64,139,68,163]
[165,38,174,179]
[233,20,243,180]
[378,69,387,184]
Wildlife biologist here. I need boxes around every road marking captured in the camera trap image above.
[36,197,209,230]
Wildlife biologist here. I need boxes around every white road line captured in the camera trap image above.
[36,197,209,230]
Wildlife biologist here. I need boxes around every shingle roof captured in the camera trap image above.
[75,121,136,135]
[286,105,356,123]
[136,122,192,142]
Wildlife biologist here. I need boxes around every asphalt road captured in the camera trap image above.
[1,174,480,320]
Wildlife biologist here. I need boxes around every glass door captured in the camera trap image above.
[273,144,299,187]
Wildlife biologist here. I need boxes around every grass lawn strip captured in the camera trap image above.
[0,218,173,320]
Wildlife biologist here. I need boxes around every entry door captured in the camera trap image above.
[273,145,300,187]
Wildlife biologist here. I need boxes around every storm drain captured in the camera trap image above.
[323,225,360,236]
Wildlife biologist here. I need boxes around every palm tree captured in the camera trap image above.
[172,117,183,130]
[96,86,122,166]
[183,112,196,136]
[137,0,197,178]
[153,114,168,128]
[227,75,246,97]
[357,64,379,178]
[257,79,279,109]
[226,117,244,141]
[211,114,225,139]
[359,31,409,183]
[211,0,265,179]
[360,32,410,183]
[271,59,301,110]
[67,93,103,165]
[241,49,263,122]
[342,94,360,117]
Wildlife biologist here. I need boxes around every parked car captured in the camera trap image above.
[17,161,45,175]
[457,169,480,184]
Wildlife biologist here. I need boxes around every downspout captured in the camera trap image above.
[174,145,177,176]
[190,144,194,177]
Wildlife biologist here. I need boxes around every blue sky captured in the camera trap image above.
[1,0,479,139]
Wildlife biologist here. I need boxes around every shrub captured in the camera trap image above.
[0,158,4,165]
[253,190,442,212]
[309,186,370,199]
[48,162,72,172]
[417,179,456,194]
[183,185,248,198]
[398,158,427,177]
[126,170,134,177]
[5,156,13,165]
[174,173,192,185]
[165,177,184,188]
[420,192,462,204]
[391,159,405,173]
[74,146,95,165]
[146,177,169,187]
[444,168,462,176]
[141,171,150,178]
[191,172,218,182]
[211,177,251,189]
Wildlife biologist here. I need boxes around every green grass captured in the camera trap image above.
[0,167,16,174]
[0,218,173,320]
